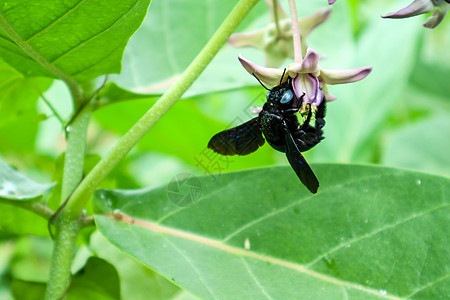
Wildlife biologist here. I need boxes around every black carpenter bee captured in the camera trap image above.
[207,71,326,193]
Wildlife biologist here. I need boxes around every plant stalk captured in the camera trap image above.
[45,216,81,300]
[44,0,259,298]
[64,0,260,217]
[288,0,302,63]
[61,104,92,204]
[45,90,91,299]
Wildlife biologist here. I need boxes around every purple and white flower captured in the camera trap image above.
[239,48,372,107]
[228,0,331,67]
[382,0,450,28]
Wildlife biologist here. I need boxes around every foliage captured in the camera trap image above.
[0,0,448,299]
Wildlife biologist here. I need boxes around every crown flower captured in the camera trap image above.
[382,0,450,28]
[239,48,372,107]
[228,0,331,67]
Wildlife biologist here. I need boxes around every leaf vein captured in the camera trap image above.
[306,202,449,268]
[222,173,386,242]
[49,0,139,65]
[164,236,216,299]
[70,44,121,77]
[406,273,450,298]
[25,0,86,42]
[240,257,274,300]
[0,11,75,86]
[110,214,404,300]
[156,172,263,224]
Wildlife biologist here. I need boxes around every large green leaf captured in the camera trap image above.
[90,232,181,300]
[109,0,267,97]
[94,164,449,299]
[0,0,151,82]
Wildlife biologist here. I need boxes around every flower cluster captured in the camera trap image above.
[329,0,449,28]
[382,0,450,29]
[238,48,372,108]
[228,1,331,67]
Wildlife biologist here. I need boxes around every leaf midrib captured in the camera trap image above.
[103,212,405,300]
[0,13,75,84]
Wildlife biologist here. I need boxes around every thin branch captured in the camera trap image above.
[31,82,66,127]
[0,199,54,220]
[64,0,261,218]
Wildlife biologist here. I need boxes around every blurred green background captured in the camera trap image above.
[0,0,448,299]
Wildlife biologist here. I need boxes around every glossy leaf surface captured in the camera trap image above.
[94,164,449,299]
[0,0,151,82]
[0,159,52,200]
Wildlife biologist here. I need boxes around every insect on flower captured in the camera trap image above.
[208,70,325,194]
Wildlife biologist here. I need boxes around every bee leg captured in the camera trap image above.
[301,104,313,129]
[315,99,326,129]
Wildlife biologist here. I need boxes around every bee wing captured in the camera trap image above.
[208,118,265,155]
[284,127,319,193]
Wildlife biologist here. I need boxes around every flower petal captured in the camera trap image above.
[298,8,332,37]
[287,48,320,76]
[381,0,434,18]
[328,0,337,4]
[322,84,337,101]
[238,54,284,86]
[293,74,322,106]
[228,30,265,49]
[320,66,372,85]
[423,4,450,28]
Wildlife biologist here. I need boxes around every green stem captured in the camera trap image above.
[0,199,54,219]
[44,1,259,298]
[61,104,92,204]
[45,87,91,299]
[65,0,260,217]
[45,216,82,300]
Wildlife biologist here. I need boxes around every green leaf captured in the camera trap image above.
[0,0,151,82]
[96,82,158,107]
[67,257,120,300]
[93,164,450,299]
[0,159,52,200]
[11,279,46,300]
[110,0,267,97]
[11,257,121,300]
[90,232,181,300]
[0,159,52,236]
[383,115,450,177]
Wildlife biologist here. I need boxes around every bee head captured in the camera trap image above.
[266,78,296,108]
